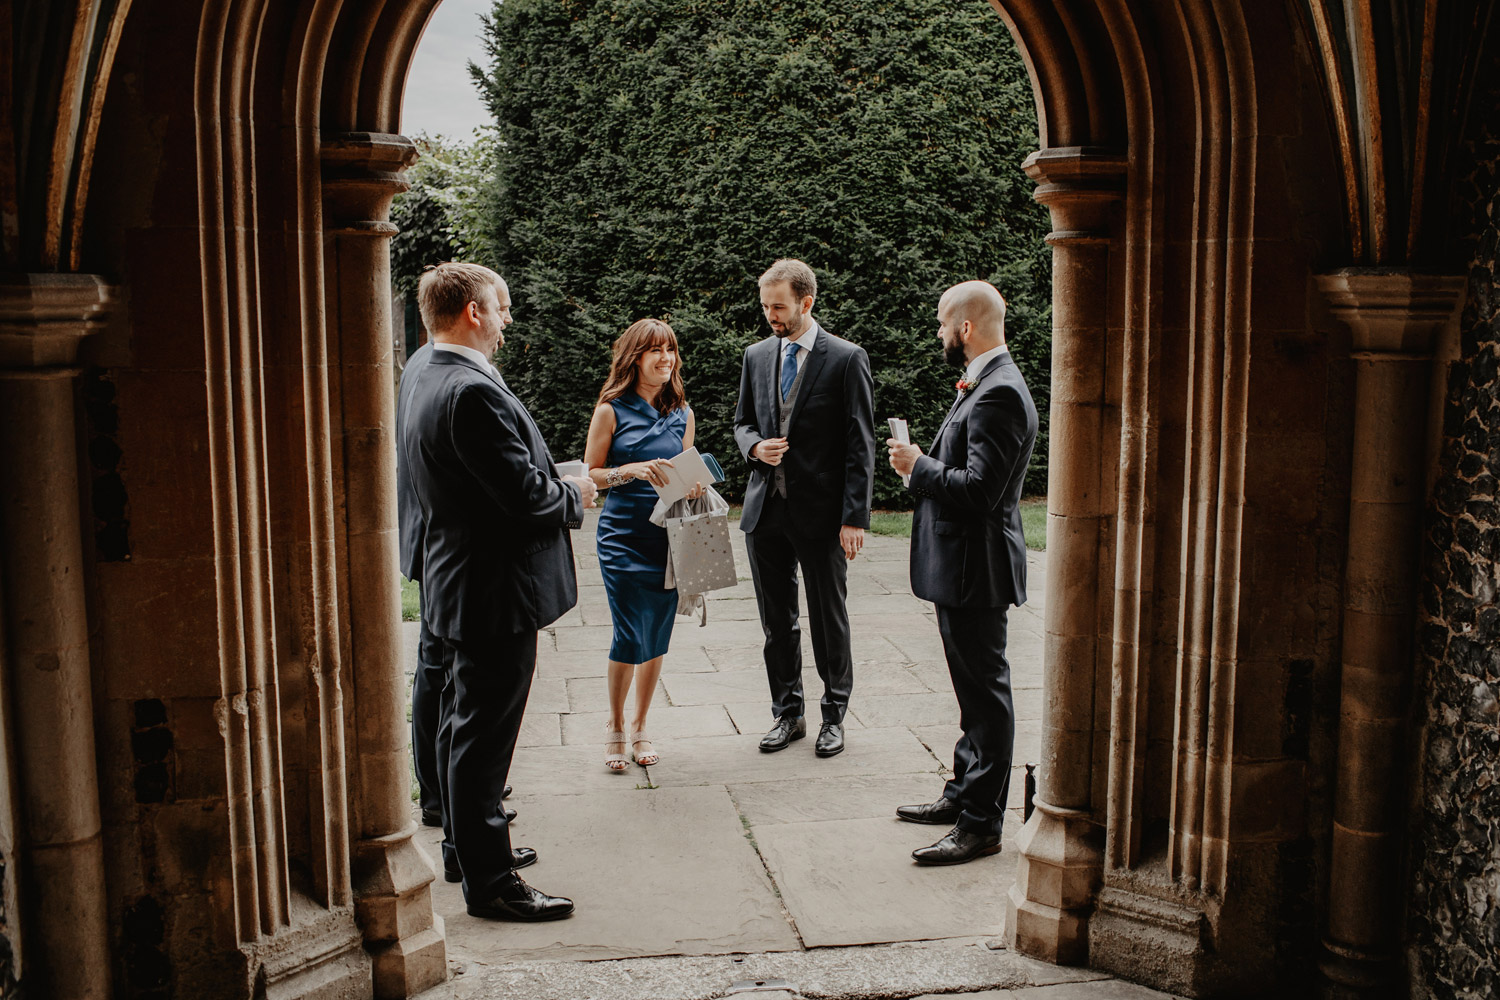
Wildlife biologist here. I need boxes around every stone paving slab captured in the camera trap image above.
[421,785,799,963]
[643,727,942,787]
[421,940,1122,1000]
[517,711,562,748]
[752,815,1018,947]
[849,691,961,729]
[566,677,669,714]
[558,704,738,745]
[729,772,947,826]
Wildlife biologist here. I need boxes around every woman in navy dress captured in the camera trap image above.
[584,319,701,771]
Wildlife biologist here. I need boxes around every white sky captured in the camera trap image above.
[401,0,495,140]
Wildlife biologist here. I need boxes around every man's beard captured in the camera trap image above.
[944,340,966,367]
[773,312,808,340]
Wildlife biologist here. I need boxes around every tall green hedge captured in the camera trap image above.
[464,0,1050,503]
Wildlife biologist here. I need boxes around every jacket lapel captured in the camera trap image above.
[932,353,1010,439]
[758,339,779,432]
[784,331,829,430]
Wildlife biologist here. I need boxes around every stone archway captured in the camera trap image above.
[1,1,1496,998]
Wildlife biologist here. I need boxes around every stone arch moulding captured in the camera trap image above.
[0,0,449,998]
[985,1,1358,996]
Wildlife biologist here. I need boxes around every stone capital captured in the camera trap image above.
[320,131,419,232]
[0,273,114,369]
[1316,269,1466,356]
[1022,146,1126,237]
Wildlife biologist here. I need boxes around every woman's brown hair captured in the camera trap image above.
[596,318,688,414]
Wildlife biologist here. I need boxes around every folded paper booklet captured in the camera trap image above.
[888,417,911,487]
[555,460,588,479]
[653,446,718,505]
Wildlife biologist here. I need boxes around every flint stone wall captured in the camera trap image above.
[1408,45,1500,1000]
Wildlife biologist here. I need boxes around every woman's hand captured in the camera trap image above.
[623,458,674,487]
[686,481,706,500]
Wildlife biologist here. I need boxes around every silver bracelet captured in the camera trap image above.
[604,468,631,488]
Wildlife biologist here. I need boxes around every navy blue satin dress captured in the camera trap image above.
[597,394,689,663]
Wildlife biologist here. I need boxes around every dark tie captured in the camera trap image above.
[780,342,801,400]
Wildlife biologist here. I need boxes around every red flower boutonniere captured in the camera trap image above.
[955,377,978,396]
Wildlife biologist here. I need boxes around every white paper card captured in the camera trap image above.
[653,446,715,505]
[887,417,911,487]
[555,460,588,479]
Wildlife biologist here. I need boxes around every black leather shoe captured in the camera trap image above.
[896,796,962,825]
[504,806,517,823]
[814,722,845,757]
[445,846,536,883]
[503,784,513,799]
[421,809,443,828]
[759,715,807,752]
[466,873,574,921]
[912,826,1001,866]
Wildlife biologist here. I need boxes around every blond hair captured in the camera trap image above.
[417,262,504,333]
[758,258,817,303]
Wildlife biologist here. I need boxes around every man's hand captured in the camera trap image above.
[753,437,790,467]
[839,525,865,561]
[887,438,922,477]
[564,474,598,508]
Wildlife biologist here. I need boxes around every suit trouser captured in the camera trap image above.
[412,603,451,819]
[744,493,853,725]
[937,604,1015,836]
[442,630,536,902]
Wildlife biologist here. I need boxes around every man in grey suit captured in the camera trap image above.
[734,258,875,758]
[887,280,1038,865]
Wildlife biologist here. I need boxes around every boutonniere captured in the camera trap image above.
[955,377,978,396]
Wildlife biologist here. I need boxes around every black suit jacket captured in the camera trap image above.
[908,352,1037,608]
[396,342,433,582]
[401,349,582,638]
[733,324,875,533]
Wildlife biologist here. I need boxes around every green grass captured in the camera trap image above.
[864,498,1047,551]
[401,577,420,622]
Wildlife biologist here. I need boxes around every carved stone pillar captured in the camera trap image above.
[1006,147,1125,965]
[321,132,445,999]
[1316,270,1466,997]
[0,273,113,998]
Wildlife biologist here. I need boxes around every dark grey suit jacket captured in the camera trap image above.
[396,342,433,582]
[401,349,582,638]
[908,352,1037,608]
[733,325,875,534]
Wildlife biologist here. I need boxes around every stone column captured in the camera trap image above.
[321,132,446,999]
[0,273,112,998]
[1316,270,1466,996]
[1006,147,1125,965]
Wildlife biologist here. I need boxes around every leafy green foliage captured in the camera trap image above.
[464,0,1051,502]
[391,135,505,297]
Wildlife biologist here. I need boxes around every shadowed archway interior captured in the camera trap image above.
[0,1,1496,998]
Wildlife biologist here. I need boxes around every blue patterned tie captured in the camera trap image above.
[780,342,801,400]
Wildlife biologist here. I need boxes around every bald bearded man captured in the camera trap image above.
[887,280,1037,865]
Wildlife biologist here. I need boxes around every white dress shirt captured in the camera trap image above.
[962,343,1010,388]
[432,341,493,369]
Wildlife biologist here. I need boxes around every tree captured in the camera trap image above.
[391,134,504,299]
[471,0,1051,503]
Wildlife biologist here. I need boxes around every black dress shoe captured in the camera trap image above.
[912,826,1002,866]
[421,809,443,828]
[466,873,574,921]
[444,846,536,883]
[504,806,517,823]
[814,722,844,757]
[759,715,807,752]
[503,784,513,799]
[896,796,962,825]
